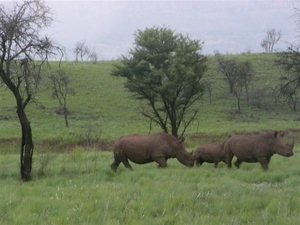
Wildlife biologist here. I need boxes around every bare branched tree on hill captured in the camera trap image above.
[274,7,300,111]
[0,0,64,181]
[261,29,282,53]
[73,40,90,62]
[239,61,254,102]
[48,69,75,127]
[275,45,300,111]
[88,47,98,64]
[215,52,237,94]
[234,61,254,111]
[215,52,254,111]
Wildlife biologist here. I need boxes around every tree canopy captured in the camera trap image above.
[111,26,207,137]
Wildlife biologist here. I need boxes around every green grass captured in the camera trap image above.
[0,150,299,224]
[1,53,300,224]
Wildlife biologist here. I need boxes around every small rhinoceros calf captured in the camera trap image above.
[224,131,294,170]
[110,132,194,172]
[193,142,226,168]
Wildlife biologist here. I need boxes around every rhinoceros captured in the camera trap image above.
[110,132,194,172]
[193,142,226,168]
[224,131,294,170]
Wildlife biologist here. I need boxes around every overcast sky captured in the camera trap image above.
[34,1,300,59]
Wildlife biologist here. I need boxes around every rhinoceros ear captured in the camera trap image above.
[178,136,186,143]
[181,137,185,143]
[274,131,285,137]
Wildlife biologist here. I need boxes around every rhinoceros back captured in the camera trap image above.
[113,133,177,163]
[225,132,276,162]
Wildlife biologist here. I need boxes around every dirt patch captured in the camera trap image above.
[2,129,299,153]
[0,138,20,145]
[0,138,114,152]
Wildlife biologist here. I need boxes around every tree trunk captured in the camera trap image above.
[245,86,249,102]
[64,111,69,128]
[1,71,34,181]
[237,96,241,112]
[171,119,178,138]
[17,102,34,181]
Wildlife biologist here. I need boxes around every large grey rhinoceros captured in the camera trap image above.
[224,131,294,170]
[110,132,194,172]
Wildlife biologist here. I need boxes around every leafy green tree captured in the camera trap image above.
[111,26,207,137]
[0,0,64,181]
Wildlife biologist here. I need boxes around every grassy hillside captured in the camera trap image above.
[0,53,300,224]
[1,53,299,150]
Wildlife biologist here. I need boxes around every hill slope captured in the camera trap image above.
[0,53,299,152]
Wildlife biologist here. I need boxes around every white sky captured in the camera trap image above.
[2,0,300,60]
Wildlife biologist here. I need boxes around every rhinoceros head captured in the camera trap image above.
[272,131,294,157]
[175,137,194,167]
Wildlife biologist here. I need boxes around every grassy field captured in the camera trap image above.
[0,151,299,224]
[0,53,300,224]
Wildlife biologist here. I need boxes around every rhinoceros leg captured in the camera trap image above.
[120,157,133,170]
[225,152,234,168]
[110,152,133,171]
[153,157,167,168]
[234,159,242,168]
[110,159,120,172]
[110,152,123,172]
[196,158,203,167]
[195,159,200,167]
[257,157,269,170]
[213,161,219,168]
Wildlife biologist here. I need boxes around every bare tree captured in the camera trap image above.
[238,61,254,102]
[0,0,64,181]
[273,6,300,111]
[215,52,238,94]
[73,41,90,62]
[232,75,244,112]
[261,29,282,53]
[275,45,300,111]
[48,69,75,127]
[234,61,254,111]
[279,81,300,111]
[202,78,213,104]
[215,52,254,111]
[88,49,98,64]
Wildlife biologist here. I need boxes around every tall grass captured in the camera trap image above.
[0,150,299,224]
